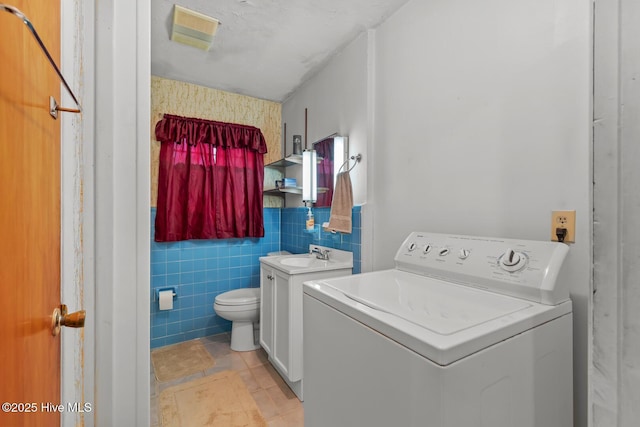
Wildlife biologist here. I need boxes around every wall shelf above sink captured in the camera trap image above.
[266,154,323,169]
[267,155,304,168]
[264,155,328,198]
[263,186,328,197]
[263,186,301,196]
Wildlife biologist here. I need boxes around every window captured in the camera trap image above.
[154,114,267,241]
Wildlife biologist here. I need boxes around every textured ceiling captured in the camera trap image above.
[151,0,410,102]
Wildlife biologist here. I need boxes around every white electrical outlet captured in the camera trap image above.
[551,210,576,243]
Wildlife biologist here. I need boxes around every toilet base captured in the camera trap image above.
[230,320,260,352]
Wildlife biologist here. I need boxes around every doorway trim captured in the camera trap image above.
[62,0,151,426]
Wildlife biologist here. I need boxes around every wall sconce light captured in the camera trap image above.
[302,149,317,204]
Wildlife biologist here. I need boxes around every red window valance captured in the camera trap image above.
[154,114,266,242]
[155,113,268,153]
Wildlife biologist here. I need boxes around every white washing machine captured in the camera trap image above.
[303,232,573,427]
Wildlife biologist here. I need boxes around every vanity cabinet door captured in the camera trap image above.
[261,258,353,392]
[259,266,274,355]
[272,269,292,379]
[287,275,304,382]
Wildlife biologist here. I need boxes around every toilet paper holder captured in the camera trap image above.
[155,287,177,301]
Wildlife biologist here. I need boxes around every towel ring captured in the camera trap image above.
[337,154,362,174]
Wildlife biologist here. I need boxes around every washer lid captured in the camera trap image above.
[336,271,530,336]
[215,288,260,305]
[304,270,572,366]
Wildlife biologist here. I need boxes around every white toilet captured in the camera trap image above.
[213,288,261,351]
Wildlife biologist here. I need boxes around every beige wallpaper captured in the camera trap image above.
[150,76,282,207]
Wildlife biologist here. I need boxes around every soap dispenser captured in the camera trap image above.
[306,207,315,231]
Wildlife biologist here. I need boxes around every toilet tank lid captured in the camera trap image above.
[215,288,260,305]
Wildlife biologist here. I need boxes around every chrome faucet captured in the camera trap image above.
[310,247,330,260]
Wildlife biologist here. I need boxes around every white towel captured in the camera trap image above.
[327,171,353,233]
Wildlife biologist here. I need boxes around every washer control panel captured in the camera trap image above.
[394,232,570,305]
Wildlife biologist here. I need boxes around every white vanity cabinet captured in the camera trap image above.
[259,266,289,360]
[259,247,353,400]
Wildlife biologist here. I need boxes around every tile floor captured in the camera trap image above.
[151,333,304,427]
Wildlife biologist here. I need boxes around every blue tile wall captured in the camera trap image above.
[149,205,361,348]
[281,206,362,274]
[150,207,281,348]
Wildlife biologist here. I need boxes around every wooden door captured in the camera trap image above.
[0,1,62,426]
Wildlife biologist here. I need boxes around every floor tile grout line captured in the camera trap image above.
[150,334,303,426]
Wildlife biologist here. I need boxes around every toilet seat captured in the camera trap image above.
[215,288,260,306]
[214,288,261,351]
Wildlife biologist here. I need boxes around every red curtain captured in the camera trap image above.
[315,138,334,207]
[154,114,267,241]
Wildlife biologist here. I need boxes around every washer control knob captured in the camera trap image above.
[438,248,450,256]
[499,248,527,272]
[458,249,470,259]
[422,244,432,254]
[407,242,417,252]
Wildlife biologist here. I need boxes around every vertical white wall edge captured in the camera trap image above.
[362,29,377,274]
[136,0,152,425]
[93,0,150,425]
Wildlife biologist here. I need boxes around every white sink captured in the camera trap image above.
[260,245,353,275]
[280,257,319,267]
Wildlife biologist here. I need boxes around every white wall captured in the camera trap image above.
[282,32,374,269]
[284,0,592,425]
[592,0,640,425]
[282,33,369,207]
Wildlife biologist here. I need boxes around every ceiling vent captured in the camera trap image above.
[171,5,220,51]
